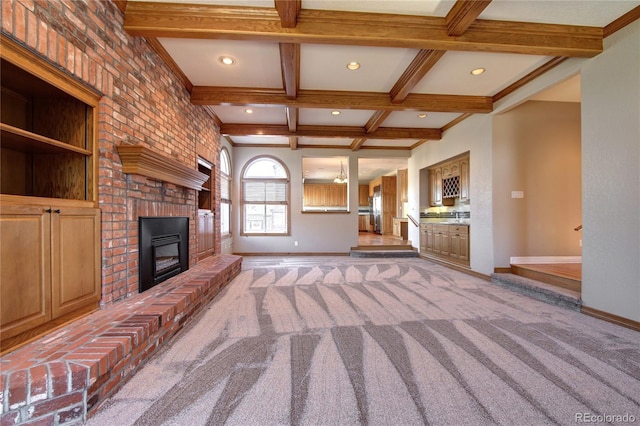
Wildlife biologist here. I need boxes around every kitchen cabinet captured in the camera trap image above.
[397,169,408,202]
[449,225,469,262]
[303,184,347,207]
[433,224,450,256]
[393,218,408,240]
[420,223,433,253]
[429,169,443,206]
[0,36,102,347]
[358,214,368,231]
[459,157,470,202]
[1,201,101,341]
[198,209,215,260]
[419,223,470,266]
[359,185,369,206]
[369,176,396,234]
[442,161,460,178]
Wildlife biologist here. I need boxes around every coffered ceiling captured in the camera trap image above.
[121,0,639,152]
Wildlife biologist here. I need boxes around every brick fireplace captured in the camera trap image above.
[1,0,231,424]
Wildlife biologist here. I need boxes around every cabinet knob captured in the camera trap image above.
[45,208,53,213]
[54,209,61,214]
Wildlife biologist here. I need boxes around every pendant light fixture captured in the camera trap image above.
[334,161,348,184]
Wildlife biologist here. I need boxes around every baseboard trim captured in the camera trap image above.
[510,256,582,264]
[233,252,349,257]
[494,267,512,273]
[581,305,640,332]
[419,254,491,281]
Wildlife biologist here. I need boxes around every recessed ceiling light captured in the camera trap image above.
[346,61,360,70]
[417,113,427,119]
[219,56,235,65]
[245,108,253,114]
[331,110,341,116]
[470,67,485,76]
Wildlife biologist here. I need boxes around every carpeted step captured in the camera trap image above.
[350,249,419,258]
[490,272,582,311]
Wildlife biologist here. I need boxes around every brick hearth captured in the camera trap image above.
[0,255,242,425]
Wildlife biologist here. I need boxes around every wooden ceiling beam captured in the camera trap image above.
[279,43,300,99]
[285,106,298,132]
[389,49,446,103]
[220,123,441,140]
[275,0,301,28]
[289,136,298,150]
[446,0,492,36]
[123,2,602,57]
[350,138,367,151]
[191,87,493,113]
[365,111,391,133]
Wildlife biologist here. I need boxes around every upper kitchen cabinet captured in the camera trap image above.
[428,153,470,207]
[397,168,408,203]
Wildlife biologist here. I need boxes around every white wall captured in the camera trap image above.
[409,113,495,275]
[230,147,409,254]
[581,20,640,321]
[493,100,582,266]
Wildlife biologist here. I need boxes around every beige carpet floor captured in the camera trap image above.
[88,256,640,426]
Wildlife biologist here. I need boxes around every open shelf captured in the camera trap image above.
[1,123,92,156]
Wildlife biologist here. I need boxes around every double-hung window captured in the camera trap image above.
[241,156,290,235]
[220,148,232,236]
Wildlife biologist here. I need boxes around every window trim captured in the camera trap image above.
[240,155,291,236]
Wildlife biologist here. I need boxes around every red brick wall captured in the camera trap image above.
[1,0,222,304]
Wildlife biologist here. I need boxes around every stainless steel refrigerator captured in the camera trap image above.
[372,185,382,234]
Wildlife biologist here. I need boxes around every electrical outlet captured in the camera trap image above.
[294,241,299,247]
[511,191,524,198]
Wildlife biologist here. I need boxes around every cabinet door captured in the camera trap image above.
[0,204,51,340]
[429,169,442,206]
[420,226,428,252]
[398,169,408,202]
[51,207,101,319]
[459,157,470,202]
[198,210,215,259]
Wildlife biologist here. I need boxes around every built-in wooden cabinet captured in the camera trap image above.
[429,168,443,206]
[397,169,408,202]
[0,35,102,347]
[198,209,215,260]
[197,158,215,260]
[1,200,101,341]
[392,218,408,240]
[420,223,469,266]
[449,225,469,262]
[428,153,469,206]
[459,157,470,202]
[369,176,397,234]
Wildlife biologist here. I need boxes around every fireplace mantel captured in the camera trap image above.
[117,144,209,190]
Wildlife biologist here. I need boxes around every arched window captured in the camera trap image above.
[241,156,290,235]
[220,148,232,236]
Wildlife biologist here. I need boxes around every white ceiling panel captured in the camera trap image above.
[158,38,283,88]
[412,51,552,96]
[301,44,419,92]
[358,157,409,182]
[302,0,453,17]
[480,1,640,27]
[302,156,349,180]
[299,108,374,126]
[298,137,353,146]
[229,136,289,145]
[363,139,417,148]
[383,111,463,128]
[213,106,287,124]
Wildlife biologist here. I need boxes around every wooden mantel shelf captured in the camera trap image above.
[116,144,209,190]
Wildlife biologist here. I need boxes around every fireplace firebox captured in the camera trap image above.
[139,217,189,292]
